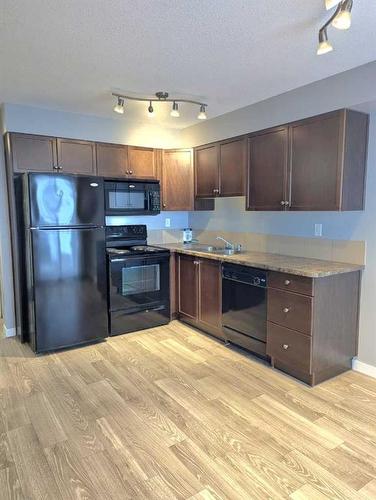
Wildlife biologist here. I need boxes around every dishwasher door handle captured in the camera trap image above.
[222,276,267,288]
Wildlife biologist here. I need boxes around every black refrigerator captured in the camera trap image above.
[22,173,108,353]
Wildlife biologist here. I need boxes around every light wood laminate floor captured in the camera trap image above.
[1,321,376,499]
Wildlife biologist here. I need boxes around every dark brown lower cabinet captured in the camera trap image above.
[176,253,361,386]
[177,254,223,340]
[267,270,361,386]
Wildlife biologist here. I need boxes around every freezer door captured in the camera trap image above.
[28,173,104,227]
[31,227,108,352]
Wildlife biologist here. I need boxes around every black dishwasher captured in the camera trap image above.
[222,263,268,357]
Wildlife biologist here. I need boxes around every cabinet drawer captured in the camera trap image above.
[268,272,314,296]
[268,288,312,335]
[267,322,312,373]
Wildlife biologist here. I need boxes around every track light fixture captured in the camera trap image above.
[325,0,341,9]
[331,0,352,29]
[113,97,125,114]
[197,105,207,120]
[170,101,180,117]
[317,0,353,55]
[317,28,334,55]
[112,91,207,120]
[148,101,154,116]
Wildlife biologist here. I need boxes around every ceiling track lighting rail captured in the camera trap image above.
[112,91,208,119]
[317,0,353,55]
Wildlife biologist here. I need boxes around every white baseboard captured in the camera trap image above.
[3,325,16,338]
[352,358,376,379]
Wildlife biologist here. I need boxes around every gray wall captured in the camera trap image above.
[182,61,376,368]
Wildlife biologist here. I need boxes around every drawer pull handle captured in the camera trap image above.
[283,307,290,313]
[282,344,289,350]
[284,280,291,286]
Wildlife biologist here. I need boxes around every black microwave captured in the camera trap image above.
[104,180,160,216]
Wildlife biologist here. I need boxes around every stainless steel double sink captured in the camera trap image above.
[182,244,238,256]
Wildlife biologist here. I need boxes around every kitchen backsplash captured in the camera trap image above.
[150,228,365,266]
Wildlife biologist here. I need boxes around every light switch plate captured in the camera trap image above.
[314,223,323,237]
[165,218,171,228]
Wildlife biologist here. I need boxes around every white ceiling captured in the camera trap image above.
[0,0,375,129]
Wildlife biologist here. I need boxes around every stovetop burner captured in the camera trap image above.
[106,248,132,255]
[106,245,167,257]
[130,245,164,253]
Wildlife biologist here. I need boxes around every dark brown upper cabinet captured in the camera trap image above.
[195,143,219,197]
[9,133,96,175]
[56,138,96,175]
[162,148,214,211]
[127,146,158,180]
[219,137,246,197]
[96,142,128,178]
[247,127,288,211]
[162,149,194,211]
[246,109,369,212]
[289,110,368,211]
[195,137,246,198]
[10,133,57,173]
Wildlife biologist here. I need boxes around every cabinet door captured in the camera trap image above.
[219,137,246,197]
[57,138,96,175]
[128,146,158,179]
[178,255,198,320]
[247,127,288,210]
[11,133,57,172]
[96,143,128,178]
[162,149,194,211]
[199,259,223,339]
[289,113,342,211]
[195,144,219,198]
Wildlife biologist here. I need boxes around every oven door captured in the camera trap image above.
[108,254,170,313]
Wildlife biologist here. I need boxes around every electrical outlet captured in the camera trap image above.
[165,218,171,228]
[314,223,323,237]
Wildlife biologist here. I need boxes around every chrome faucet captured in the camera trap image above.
[216,236,235,250]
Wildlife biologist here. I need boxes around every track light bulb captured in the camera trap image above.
[332,0,352,29]
[325,0,341,9]
[170,101,180,117]
[113,97,125,114]
[317,29,333,55]
[197,105,207,120]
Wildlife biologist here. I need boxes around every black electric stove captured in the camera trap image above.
[105,225,170,336]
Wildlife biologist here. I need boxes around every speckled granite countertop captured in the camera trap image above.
[157,243,364,278]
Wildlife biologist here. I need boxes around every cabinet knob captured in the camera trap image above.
[284,280,291,286]
[280,200,286,206]
[162,203,167,208]
[282,344,289,350]
[129,170,133,174]
[53,165,58,170]
[193,260,200,265]
[283,307,290,313]
[213,188,219,195]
